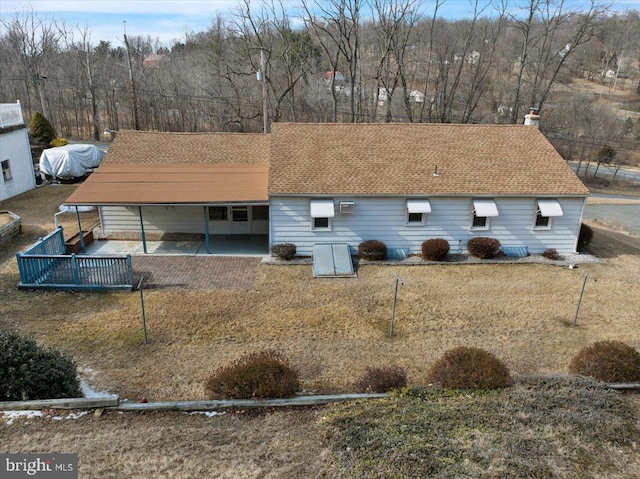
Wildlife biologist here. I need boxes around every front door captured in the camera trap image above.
[230,206,250,234]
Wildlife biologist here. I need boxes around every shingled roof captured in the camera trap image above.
[104,130,270,165]
[65,130,269,205]
[268,123,589,196]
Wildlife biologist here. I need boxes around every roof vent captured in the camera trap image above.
[432,165,440,177]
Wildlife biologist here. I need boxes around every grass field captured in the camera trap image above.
[1,184,639,478]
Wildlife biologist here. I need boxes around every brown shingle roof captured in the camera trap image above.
[66,164,268,205]
[66,130,269,205]
[105,130,270,165]
[268,123,589,196]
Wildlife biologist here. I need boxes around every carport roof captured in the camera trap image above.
[65,164,269,205]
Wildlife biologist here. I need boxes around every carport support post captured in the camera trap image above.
[75,206,86,253]
[138,206,148,254]
[202,207,211,254]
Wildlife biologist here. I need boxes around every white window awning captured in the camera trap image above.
[407,199,432,214]
[537,199,563,217]
[473,199,499,217]
[310,199,335,218]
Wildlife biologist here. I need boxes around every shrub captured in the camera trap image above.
[0,330,82,401]
[578,223,594,250]
[29,111,56,144]
[355,365,407,393]
[542,248,562,260]
[271,243,296,260]
[467,237,501,259]
[358,240,387,261]
[426,346,512,390]
[568,340,640,383]
[421,238,450,261]
[49,137,68,147]
[204,350,300,399]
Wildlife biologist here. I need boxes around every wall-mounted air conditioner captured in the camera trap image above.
[339,201,355,214]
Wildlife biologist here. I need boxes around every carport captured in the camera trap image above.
[64,163,270,255]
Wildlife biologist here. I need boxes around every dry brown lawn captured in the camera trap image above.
[1,184,639,401]
[1,181,640,478]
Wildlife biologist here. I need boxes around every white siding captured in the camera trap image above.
[270,196,586,256]
[100,205,270,235]
[0,128,35,201]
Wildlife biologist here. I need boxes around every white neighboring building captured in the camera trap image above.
[0,101,35,201]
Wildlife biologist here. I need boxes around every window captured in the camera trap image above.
[310,199,335,231]
[406,199,431,225]
[208,206,228,221]
[252,205,269,220]
[407,212,424,223]
[533,199,563,230]
[313,217,330,229]
[232,207,248,221]
[534,212,550,229]
[471,199,498,230]
[1,160,11,182]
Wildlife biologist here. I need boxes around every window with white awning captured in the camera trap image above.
[310,199,335,218]
[472,199,499,217]
[536,199,563,217]
[406,199,432,214]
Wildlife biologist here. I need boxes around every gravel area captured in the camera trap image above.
[263,252,602,267]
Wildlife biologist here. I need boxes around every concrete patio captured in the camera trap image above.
[83,235,269,257]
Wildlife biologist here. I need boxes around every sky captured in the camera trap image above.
[1,0,638,48]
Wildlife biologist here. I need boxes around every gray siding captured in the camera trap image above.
[270,196,586,255]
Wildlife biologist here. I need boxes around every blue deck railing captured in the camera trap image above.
[16,228,134,291]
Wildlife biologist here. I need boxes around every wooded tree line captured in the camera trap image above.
[1,0,639,166]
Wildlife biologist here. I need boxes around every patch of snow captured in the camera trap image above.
[51,411,90,421]
[79,379,117,399]
[77,366,117,399]
[187,411,226,418]
[2,410,43,425]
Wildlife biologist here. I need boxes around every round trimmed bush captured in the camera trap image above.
[0,330,82,401]
[204,350,300,399]
[467,237,501,259]
[578,223,594,250]
[355,365,407,393]
[422,238,450,261]
[427,346,512,390]
[358,240,387,261]
[542,248,562,260]
[271,243,296,260]
[568,340,640,383]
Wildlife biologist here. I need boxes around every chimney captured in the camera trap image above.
[524,107,540,128]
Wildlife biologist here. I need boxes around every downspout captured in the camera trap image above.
[75,206,86,253]
[138,206,148,254]
[202,206,211,254]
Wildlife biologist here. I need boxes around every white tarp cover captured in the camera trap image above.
[39,144,105,179]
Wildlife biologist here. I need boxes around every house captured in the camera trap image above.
[65,122,589,255]
[0,101,36,201]
[143,54,167,68]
